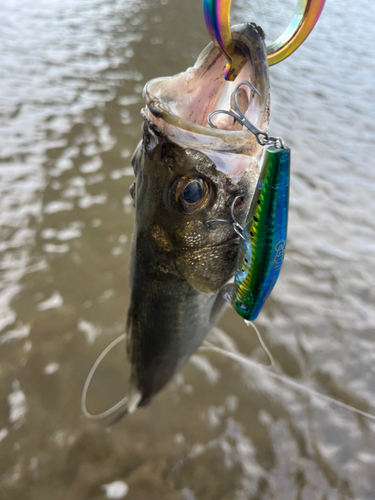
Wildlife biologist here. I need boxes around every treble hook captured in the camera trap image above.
[207,81,284,148]
[205,195,250,243]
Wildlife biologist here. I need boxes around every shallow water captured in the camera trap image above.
[0,0,375,498]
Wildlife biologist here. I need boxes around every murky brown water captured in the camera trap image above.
[1,0,375,498]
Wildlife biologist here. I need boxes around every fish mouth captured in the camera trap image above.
[179,235,240,253]
[143,23,270,164]
[208,235,240,249]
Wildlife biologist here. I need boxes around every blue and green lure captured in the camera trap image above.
[231,146,290,320]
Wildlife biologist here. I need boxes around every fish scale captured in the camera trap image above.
[232,146,290,320]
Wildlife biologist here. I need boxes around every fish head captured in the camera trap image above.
[131,127,255,294]
[131,22,270,295]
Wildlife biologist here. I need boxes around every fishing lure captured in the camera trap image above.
[232,146,290,320]
[203,0,326,80]
[207,81,290,321]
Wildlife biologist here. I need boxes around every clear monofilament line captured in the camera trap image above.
[81,334,128,420]
[199,341,375,422]
[82,330,375,424]
[246,320,275,369]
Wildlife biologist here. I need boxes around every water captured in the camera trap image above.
[0,0,374,498]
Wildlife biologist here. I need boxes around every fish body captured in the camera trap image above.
[127,23,271,410]
[127,140,241,406]
[232,146,290,320]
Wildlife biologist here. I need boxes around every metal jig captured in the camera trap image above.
[203,0,326,80]
[208,81,284,148]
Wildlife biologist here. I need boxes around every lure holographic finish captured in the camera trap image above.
[231,146,290,320]
[203,0,326,79]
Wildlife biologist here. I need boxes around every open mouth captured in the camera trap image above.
[143,23,270,163]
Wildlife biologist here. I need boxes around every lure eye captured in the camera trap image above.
[175,177,210,213]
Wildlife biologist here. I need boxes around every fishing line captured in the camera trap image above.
[81,333,128,420]
[246,320,275,369]
[200,341,375,422]
[82,329,375,424]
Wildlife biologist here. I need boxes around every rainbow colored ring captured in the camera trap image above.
[203,0,326,80]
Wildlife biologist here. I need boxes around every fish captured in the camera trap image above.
[125,22,271,412]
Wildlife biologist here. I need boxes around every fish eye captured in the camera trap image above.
[183,180,202,204]
[175,177,210,213]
